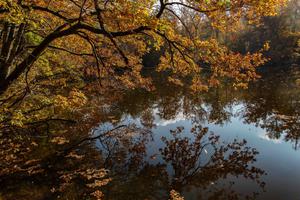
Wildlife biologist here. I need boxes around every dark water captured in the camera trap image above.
[91,68,300,200]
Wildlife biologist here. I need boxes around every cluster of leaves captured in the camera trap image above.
[169,190,184,200]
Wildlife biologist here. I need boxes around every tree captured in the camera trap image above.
[0,0,286,128]
[0,0,287,89]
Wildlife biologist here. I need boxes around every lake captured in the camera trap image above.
[1,67,300,200]
[87,67,300,200]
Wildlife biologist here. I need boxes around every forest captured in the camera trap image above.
[0,0,300,200]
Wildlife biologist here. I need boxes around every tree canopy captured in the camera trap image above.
[0,0,287,127]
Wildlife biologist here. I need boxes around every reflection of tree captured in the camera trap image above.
[95,124,153,171]
[3,69,300,199]
[95,124,265,200]
[140,108,156,129]
[0,131,112,200]
[160,125,210,185]
[202,86,236,125]
[107,70,300,150]
[93,70,300,150]
[93,125,170,200]
[108,75,237,127]
[241,72,300,149]
[255,112,300,150]
[1,106,265,200]
[160,125,265,199]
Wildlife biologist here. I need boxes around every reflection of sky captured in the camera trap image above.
[96,101,300,200]
[258,131,282,144]
[151,103,300,200]
[150,102,286,144]
[153,108,187,126]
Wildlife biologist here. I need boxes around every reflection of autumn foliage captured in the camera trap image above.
[241,71,300,149]
[0,136,42,177]
[109,70,300,150]
[0,127,116,200]
[86,124,264,200]
[160,125,265,199]
[59,168,111,199]
[259,113,300,148]
[94,124,152,171]
[160,125,211,185]
[3,70,300,199]
[0,120,264,200]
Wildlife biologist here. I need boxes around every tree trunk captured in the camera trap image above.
[0,23,80,96]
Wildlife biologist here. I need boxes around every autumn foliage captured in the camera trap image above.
[0,0,290,199]
[0,0,288,129]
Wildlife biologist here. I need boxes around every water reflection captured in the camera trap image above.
[93,124,264,200]
[1,68,300,199]
[101,69,300,150]
[240,70,300,149]
[90,69,300,199]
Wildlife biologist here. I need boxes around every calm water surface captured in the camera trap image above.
[3,69,300,200]
[91,69,300,200]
